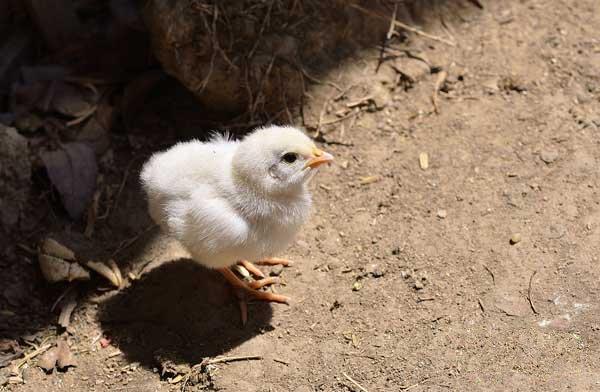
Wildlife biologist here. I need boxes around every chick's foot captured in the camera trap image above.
[238,259,265,278]
[236,258,293,279]
[218,267,289,325]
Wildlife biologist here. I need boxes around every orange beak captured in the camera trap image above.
[304,148,334,169]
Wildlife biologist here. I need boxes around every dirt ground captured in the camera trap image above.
[2,0,600,390]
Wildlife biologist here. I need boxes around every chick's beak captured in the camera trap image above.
[304,148,334,169]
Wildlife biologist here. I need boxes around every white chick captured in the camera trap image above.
[140,125,333,324]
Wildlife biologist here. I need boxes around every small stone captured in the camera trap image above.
[269,264,284,276]
[510,233,522,245]
[540,149,559,164]
[295,240,309,248]
[414,280,424,290]
[366,263,385,278]
[437,209,447,219]
[352,281,363,291]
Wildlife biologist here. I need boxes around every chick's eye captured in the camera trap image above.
[281,152,298,164]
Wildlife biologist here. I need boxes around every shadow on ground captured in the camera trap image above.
[98,259,273,367]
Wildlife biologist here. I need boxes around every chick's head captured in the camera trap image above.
[232,126,333,196]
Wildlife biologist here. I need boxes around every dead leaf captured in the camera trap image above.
[37,347,59,372]
[41,238,76,261]
[77,117,110,155]
[37,340,76,372]
[51,82,96,117]
[38,254,90,283]
[40,142,98,220]
[56,340,76,369]
[57,289,78,329]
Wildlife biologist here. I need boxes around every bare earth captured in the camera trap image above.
[3,0,600,391]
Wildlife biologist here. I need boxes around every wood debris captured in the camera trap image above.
[419,153,429,170]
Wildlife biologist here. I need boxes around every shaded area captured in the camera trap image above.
[98,259,273,366]
[142,0,480,124]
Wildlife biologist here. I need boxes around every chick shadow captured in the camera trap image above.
[97,259,274,367]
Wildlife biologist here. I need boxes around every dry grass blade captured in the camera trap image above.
[527,270,539,314]
[13,344,52,370]
[199,355,263,366]
[342,372,369,392]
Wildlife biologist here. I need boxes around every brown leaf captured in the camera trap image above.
[51,82,96,117]
[77,117,110,155]
[40,142,98,220]
[56,340,76,369]
[38,254,90,283]
[57,290,78,329]
[37,347,59,371]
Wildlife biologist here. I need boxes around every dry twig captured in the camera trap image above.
[478,298,486,313]
[483,265,495,284]
[527,270,539,315]
[13,344,52,370]
[342,372,369,392]
[200,355,262,366]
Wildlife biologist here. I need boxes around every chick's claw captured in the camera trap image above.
[218,267,289,325]
[238,260,265,278]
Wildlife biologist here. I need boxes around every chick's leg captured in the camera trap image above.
[218,267,289,325]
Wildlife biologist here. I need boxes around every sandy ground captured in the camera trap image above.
[2,0,600,391]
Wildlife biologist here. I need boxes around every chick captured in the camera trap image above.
[140,126,333,324]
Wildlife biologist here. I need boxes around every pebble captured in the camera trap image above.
[540,149,559,164]
[366,263,385,278]
[510,233,522,245]
[295,240,309,250]
[269,264,284,276]
[437,209,447,219]
[414,280,424,290]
